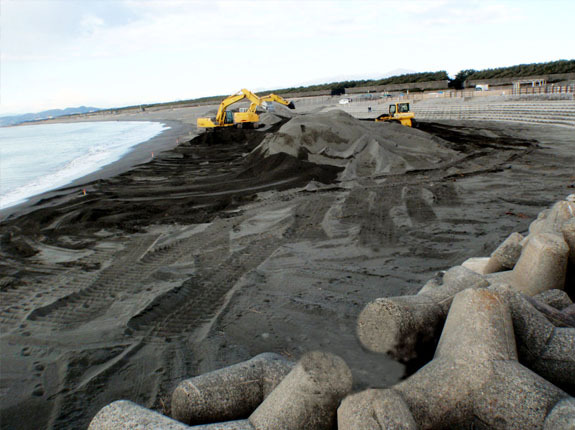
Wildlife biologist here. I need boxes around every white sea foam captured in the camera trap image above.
[0,121,169,209]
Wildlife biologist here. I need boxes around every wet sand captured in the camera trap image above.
[1,109,574,429]
[1,120,197,220]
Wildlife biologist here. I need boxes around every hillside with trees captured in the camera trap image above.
[269,71,449,95]
[466,59,575,80]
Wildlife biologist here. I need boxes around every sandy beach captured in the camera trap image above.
[1,106,574,429]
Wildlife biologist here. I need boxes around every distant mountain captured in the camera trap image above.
[0,106,101,127]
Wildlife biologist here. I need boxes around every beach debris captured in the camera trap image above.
[339,288,574,429]
[89,351,351,430]
[171,353,293,425]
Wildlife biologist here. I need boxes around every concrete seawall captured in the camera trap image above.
[323,96,575,127]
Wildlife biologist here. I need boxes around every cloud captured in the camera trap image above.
[407,0,523,27]
[1,0,573,114]
[80,14,106,37]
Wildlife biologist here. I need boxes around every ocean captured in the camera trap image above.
[0,121,169,209]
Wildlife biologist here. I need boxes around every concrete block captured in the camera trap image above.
[249,351,352,430]
[357,266,488,361]
[563,218,575,266]
[171,353,293,425]
[88,400,190,429]
[544,397,575,430]
[191,421,254,430]
[484,269,514,285]
[513,233,569,295]
[529,209,551,236]
[434,288,516,362]
[337,389,417,430]
[536,289,573,310]
[484,232,524,273]
[529,200,575,235]
[562,218,575,294]
[473,361,567,429]
[490,284,575,394]
[462,257,490,275]
[342,289,574,429]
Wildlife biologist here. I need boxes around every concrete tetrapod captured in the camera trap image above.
[483,232,524,274]
[339,288,575,429]
[563,218,575,292]
[88,400,254,429]
[358,228,571,362]
[529,198,575,236]
[535,288,573,311]
[512,232,569,296]
[88,351,351,430]
[171,353,293,425]
[249,351,352,430]
[357,265,489,361]
[544,398,575,430]
[491,284,575,395]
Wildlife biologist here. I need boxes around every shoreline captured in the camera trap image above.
[0,119,198,221]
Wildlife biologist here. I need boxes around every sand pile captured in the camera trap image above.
[251,110,459,181]
[266,103,297,118]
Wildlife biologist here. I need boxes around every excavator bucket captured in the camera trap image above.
[287,101,296,109]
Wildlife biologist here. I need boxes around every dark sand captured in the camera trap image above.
[1,110,574,429]
[1,120,196,220]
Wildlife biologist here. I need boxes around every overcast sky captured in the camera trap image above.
[1,0,574,115]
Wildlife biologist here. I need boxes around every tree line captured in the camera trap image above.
[128,59,575,111]
[465,59,575,80]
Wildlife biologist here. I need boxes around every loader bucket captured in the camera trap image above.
[287,101,296,109]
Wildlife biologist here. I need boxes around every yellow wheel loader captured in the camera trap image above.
[197,89,295,129]
[375,102,415,127]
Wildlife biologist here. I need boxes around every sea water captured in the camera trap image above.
[0,121,169,209]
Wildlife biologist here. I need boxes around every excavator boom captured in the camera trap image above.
[197,89,295,129]
[257,94,296,110]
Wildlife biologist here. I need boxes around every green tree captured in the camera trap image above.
[449,69,476,89]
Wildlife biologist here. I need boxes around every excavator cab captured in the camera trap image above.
[224,111,234,124]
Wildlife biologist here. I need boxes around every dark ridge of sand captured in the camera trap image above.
[1,111,574,430]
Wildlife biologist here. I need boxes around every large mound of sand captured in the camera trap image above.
[252,110,459,180]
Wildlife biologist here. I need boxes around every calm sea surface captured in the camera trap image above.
[0,121,168,209]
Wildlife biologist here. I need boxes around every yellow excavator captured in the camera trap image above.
[375,102,415,127]
[197,89,295,129]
